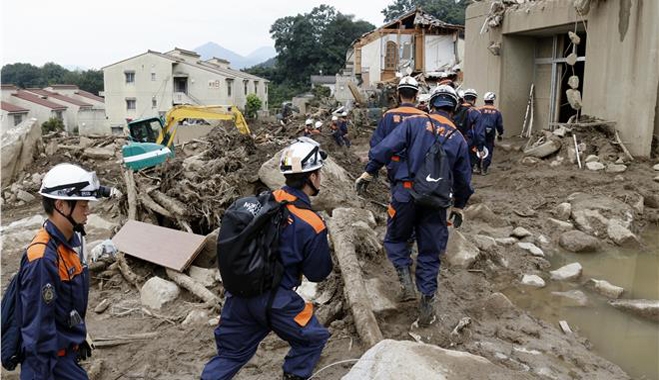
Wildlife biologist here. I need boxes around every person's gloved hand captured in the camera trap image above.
[355,172,374,194]
[497,134,503,141]
[448,208,464,228]
[110,187,123,198]
[77,333,94,362]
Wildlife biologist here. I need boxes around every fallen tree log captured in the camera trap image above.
[123,170,138,220]
[138,191,174,218]
[165,268,221,308]
[116,252,142,286]
[327,208,383,348]
[151,190,189,218]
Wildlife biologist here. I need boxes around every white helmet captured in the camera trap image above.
[463,89,478,100]
[314,121,323,129]
[429,85,459,110]
[397,76,419,92]
[340,111,348,117]
[457,89,465,99]
[305,118,313,126]
[279,137,327,174]
[39,163,102,201]
[484,92,496,101]
[331,115,338,121]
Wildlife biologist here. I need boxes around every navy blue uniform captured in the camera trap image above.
[478,105,504,170]
[365,111,473,296]
[453,103,485,167]
[332,119,351,147]
[201,186,333,380]
[18,221,89,380]
[370,103,427,183]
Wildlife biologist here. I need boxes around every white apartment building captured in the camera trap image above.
[103,48,269,130]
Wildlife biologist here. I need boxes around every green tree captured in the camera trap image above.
[245,93,262,119]
[1,63,104,95]
[1,63,45,88]
[41,117,65,134]
[382,0,469,25]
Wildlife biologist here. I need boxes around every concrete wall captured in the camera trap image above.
[361,39,382,85]
[8,97,66,131]
[424,35,456,72]
[465,0,659,156]
[582,0,659,156]
[78,108,110,135]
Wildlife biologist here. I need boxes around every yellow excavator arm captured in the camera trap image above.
[156,105,251,147]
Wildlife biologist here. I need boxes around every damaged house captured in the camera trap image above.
[103,48,268,131]
[335,9,464,103]
[464,0,659,157]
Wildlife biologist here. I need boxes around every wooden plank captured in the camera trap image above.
[112,220,207,271]
[559,320,572,334]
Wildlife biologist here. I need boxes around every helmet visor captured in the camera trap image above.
[41,171,101,199]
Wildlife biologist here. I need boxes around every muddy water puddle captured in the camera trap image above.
[504,227,659,379]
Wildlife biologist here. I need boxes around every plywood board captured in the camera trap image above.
[112,220,207,271]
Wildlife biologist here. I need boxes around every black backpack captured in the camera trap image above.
[453,106,470,136]
[217,191,300,298]
[408,118,457,210]
[1,241,49,371]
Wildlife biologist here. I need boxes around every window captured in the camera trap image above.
[152,97,157,108]
[54,111,63,120]
[226,79,233,97]
[244,80,249,95]
[125,71,135,83]
[254,81,259,94]
[151,72,156,81]
[13,114,23,126]
[265,84,268,95]
[126,98,136,110]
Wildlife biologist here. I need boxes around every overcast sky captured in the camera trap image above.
[1,0,393,70]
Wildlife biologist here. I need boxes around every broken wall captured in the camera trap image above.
[582,0,659,157]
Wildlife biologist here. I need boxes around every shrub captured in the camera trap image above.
[245,94,262,119]
[42,117,65,134]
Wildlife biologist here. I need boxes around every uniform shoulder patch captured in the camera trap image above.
[42,283,56,304]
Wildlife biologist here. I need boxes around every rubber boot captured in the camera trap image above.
[481,166,488,176]
[418,294,437,327]
[283,373,307,380]
[396,266,416,302]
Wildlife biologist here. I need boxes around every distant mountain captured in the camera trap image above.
[194,42,276,70]
[250,56,277,69]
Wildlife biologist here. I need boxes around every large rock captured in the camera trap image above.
[524,139,562,159]
[258,149,360,212]
[445,231,480,268]
[608,299,659,322]
[365,278,397,314]
[547,218,574,231]
[517,242,544,257]
[464,203,506,226]
[472,235,497,252]
[187,265,219,287]
[587,279,624,299]
[585,162,605,171]
[606,219,640,247]
[552,202,572,221]
[568,192,634,237]
[521,274,545,288]
[606,164,627,173]
[342,339,534,380]
[511,227,532,239]
[558,230,600,253]
[140,277,180,309]
[1,118,41,185]
[550,263,583,281]
[86,214,118,235]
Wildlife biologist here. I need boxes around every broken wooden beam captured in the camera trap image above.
[151,190,189,218]
[166,268,221,308]
[327,208,383,348]
[138,192,174,218]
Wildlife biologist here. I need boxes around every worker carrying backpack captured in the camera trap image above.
[217,191,299,298]
[408,123,457,210]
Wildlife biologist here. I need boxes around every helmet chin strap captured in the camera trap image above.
[55,200,87,236]
[306,177,320,197]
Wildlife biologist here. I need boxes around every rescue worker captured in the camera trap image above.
[355,85,473,326]
[201,137,333,380]
[369,76,427,184]
[302,118,314,137]
[333,112,351,147]
[18,163,116,379]
[437,71,457,88]
[453,89,485,172]
[479,92,504,175]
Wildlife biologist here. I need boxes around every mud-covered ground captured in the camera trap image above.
[2,120,657,379]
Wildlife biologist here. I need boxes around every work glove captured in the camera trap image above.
[77,333,94,362]
[110,187,123,198]
[448,208,464,228]
[497,134,502,141]
[355,172,374,194]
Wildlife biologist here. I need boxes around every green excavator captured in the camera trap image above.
[121,105,250,171]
